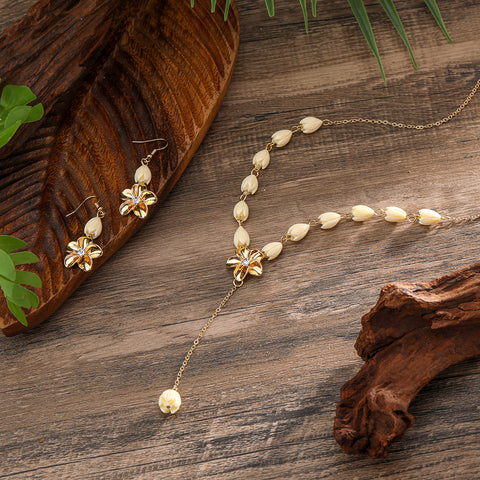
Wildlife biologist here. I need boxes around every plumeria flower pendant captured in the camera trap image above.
[226,247,264,282]
[64,236,103,272]
[119,183,157,218]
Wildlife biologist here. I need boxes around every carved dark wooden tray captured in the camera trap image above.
[0,0,240,335]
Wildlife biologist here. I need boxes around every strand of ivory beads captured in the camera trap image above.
[159,115,479,414]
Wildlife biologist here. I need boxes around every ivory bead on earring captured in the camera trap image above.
[84,217,102,239]
[262,242,283,260]
[271,130,292,147]
[300,117,323,134]
[134,165,152,185]
[384,206,407,222]
[234,226,250,248]
[319,212,341,229]
[233,201,249,222]
[253,150,270,170]
[418,208,441,225]
[241,175,258,195]
[351,205,375,222]
[287,223,310,241]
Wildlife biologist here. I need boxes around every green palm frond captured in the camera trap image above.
[199,0,453,81]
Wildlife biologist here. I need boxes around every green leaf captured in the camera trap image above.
[24,288,39,308]
[379,0,417,69]
[298,0,309,33]
[6,300,27,326]
[265,0,274,17]
[224,0,232,20]
[25,103,44,123]
[424,0,453,44]
[0,249,16,281]
[4,105,32,129]
[9,251,40,266]
[211,0,216,12]
[0,278,28,306]
[16,269,42,288]
[0,235,27,253]
[0,120,22,148]
[347,0,386,83]
[190,0,194,6]
[0,84,36,109]
[312,0,317,17]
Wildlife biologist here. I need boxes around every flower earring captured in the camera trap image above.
[64,196,105,272]
[119,138,168,219]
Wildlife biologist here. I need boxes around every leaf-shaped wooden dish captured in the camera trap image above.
[0,0,240,336]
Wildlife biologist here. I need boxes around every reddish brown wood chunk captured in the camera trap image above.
[0,0,239,335]
[334,263,480,457]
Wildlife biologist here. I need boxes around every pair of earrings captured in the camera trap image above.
[63,139,167,272]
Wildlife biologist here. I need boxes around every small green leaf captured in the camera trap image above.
[312,0,317,17]
[6,300,27,326]
[16,270,42,288]
[224,0,232,20]
[0,249,16,281]
[379,0,417,69]
[265,0,274,17]
[5,105,32,129]
[24,288,39,308]
[211,0,216,12]
[190,0,194,6]
[347,0,386,83]
[0,235,27,253]
[0,84,36,109]
[25,103,44,123]
[9,251,40,266]
[424,0,453,44]
[298,0,309,33]
[0,278,28,306]
[0,120,22,148]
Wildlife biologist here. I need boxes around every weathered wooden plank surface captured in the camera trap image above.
[1,0,479,479]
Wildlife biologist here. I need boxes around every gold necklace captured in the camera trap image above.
[158,78,480,415]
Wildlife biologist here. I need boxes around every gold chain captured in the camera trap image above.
[172,281,242,391]
[323,77,480,130]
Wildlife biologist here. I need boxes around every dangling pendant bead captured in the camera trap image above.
[134,164,152,185]
[234,225,250,248]
[84,216,103,239]
[159,389,181,414]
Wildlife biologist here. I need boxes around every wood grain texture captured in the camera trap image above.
[1,0,480,478]
[335,264,480,457]
[0,0,239,335]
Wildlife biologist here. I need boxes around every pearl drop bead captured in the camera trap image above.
[384,206,407,223]
[418,208,441,225]
[241,175,258,195]
[234,225,250,248]
[262,242,283,260]
[287,223,310,241]
[271,129,292,147]
[233,201,249,222]
[300,117,323,134]
[134,165,152,185]
[84,216,102,239]
[351,205,375,222]
[319,212,341,229]
[159,389,181,414]
[252,149,270,170]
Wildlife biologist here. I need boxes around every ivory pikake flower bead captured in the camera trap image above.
[351,205,375,222]
[319,212,341,229]
[234,225,250,248]
[241,174,258,195]
[418,208,442,225]
[287,223,310,241]
[384,206,407,223]
[159,389,181,414]
[262,242,283,260]
[84,216,102,239]
[300,117,323,134]
[252,149,270,170]
[233,200,249,222]
[271,130,292,147]
[134,164,152,185]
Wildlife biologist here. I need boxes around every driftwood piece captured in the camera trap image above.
[0,0,239,335]
[334,263,480,458]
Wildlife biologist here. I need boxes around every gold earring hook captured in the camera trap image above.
[132,138,168,165]
[66,196,105,218]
